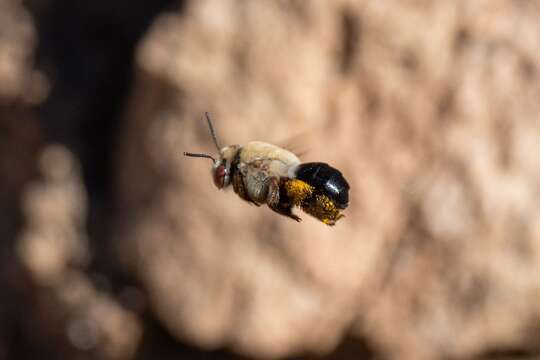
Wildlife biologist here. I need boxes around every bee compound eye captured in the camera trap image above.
[213,164,226,189]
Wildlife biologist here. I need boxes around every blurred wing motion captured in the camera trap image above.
[274,130,316,159]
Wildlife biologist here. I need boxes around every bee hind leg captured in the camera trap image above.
[266,177,301,222]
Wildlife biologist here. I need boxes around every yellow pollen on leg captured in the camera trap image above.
[302,194,343,226]
[284,180,345,225]
[284,179,313,206]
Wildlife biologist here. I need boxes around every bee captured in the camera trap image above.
[184,113,349,225]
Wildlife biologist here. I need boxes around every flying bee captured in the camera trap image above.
[184,113,349,225]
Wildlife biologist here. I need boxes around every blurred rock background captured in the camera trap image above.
[2,0,540,359]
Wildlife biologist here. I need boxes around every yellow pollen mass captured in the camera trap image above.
[302,194,344,226]
[283,179,345,226]
[284,179,313,205]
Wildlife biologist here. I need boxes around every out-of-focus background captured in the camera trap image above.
[2,0,540,359]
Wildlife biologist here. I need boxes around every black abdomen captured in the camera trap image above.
[295,162,349,209]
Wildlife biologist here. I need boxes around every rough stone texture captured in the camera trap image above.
[0,2,44,358]
[0,0,43,241]
[3,0,540,359]
[16,145,142,359]
[115,0,540,359]
[0,1,146,358]
[0,0,42,103]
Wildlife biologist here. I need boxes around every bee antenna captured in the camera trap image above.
[205,112,221,152]
[183,152,216,162]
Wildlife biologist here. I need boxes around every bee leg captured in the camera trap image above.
[232,170,260,206]
[272,204,302,222]
[266,177,301,222]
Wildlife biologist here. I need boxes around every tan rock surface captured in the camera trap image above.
[3,0,540,358]
[116,1,540,359]
[0,0,43,237]
[0,0,39,102]
[16,145,143,359]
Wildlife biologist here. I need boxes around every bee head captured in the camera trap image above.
[184,112,240,189]
[212,144,240,189]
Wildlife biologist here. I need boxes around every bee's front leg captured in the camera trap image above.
[232,171,260,206]
[266,177,301,222]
